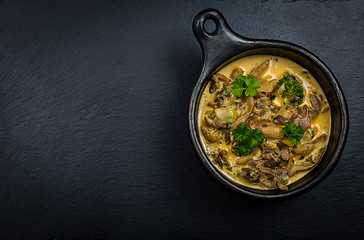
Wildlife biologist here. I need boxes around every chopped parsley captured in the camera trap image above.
[226,121,232,130]
[276,155,285,165]
[283,121,304,146]
[277,73,304,106]
[231,74,261,97]
[214,127,223,133]
[250,169,259,177]
[223,86,231,97]
[270,95,276,100]
[232,123,266,156]
[226,167,232,171]
[310,129,315,140]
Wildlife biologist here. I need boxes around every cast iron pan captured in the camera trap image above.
[188,9,349,199]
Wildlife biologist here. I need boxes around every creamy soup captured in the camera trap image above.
[198,55,331,190]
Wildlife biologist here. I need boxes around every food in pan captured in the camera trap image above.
[197,55,331,190]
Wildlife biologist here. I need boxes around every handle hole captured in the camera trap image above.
[203,18,218,36]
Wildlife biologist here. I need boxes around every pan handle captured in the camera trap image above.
[192,9,253,72]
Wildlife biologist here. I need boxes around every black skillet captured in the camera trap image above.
[188,9,349,199]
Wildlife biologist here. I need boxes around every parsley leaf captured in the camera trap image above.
[231,78,246,97]
[250,128,265,148]
[277,73,304,106]
[234,143,253,156]
[232,122,251,142]
[231,74,261,97]
[283,121,304,146]
[232,123,266,156]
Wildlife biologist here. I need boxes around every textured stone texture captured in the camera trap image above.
[0,0,363,239]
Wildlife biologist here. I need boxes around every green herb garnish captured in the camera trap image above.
[283,121,304,146]
[231,74,261,97]
[223,86,231,97]
[310,130,315,140]
[277,73,304,106]
[226,167,232,171]
[250,169,259,177]
[232,123,265,156]
[276,155,285,165]
[214,127,223,133]
[226,121,232,130]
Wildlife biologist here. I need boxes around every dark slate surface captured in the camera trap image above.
[0,0,363,239]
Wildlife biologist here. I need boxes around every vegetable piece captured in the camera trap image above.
[277,73,304,106]
[215,107,238,124]
[232,123,265,156]
[282,121,304,146]
[231,74,261,97]
[223,86,231,97]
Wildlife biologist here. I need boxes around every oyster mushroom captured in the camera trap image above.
[250,60,270,79]
[201,126,220,142]
[230,67,244,80]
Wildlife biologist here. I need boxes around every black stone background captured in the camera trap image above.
[0,0,363,239]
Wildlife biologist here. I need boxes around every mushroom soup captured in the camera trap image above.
[197,55,331,190]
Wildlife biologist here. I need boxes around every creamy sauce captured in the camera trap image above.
[198,55,331,190]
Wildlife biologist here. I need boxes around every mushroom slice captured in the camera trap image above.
[223,129,231,145]
[215,73,232,86]
[248,116,284,139]
[231,96,255,130]
[274,115,284,125]
[322,106,330,113]
[288,163,315,177]
[201,126,220,142]
[294,143,315,156]
[290,105,315,131]
[277,141,290,162]
[257,165,287,190]
[259,175,276,189]
[289,93,301,103]
[250,60,270,79]
[234,155,252,166]
[209,75,222,93]
[214,150,228,168]
[276,181,288,191]
[293,134,327,156]
[230,67,244,80]
[213,118,226,128]
[313,133,327,142]
[261,158,277,168]
[204,116,215,127]
[259,78,278,94]
[276,105,296,120]
[239,167,260,182]
[255,95,271,108]
[288,154,320,176]
[315,147,325,162]
[261,125,284,139]
[309,94,322,114]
